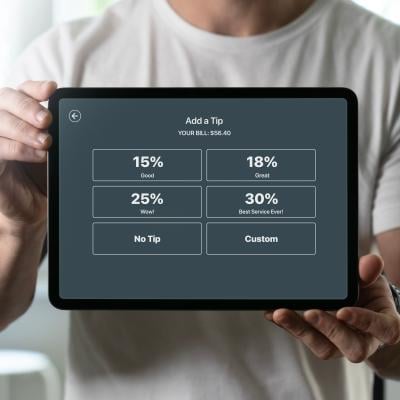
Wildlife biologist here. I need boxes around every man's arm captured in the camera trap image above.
[0,223,46,330]
[366,228,400,379]
[377,229,400,286]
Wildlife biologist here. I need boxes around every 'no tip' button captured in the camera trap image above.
[68,110,82,123]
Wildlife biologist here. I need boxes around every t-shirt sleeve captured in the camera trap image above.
[373,115,400,235]
[6,15,96,90]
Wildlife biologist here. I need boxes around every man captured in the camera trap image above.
[0,0,399,399]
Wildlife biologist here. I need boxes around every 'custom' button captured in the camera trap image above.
[206,223,316,255]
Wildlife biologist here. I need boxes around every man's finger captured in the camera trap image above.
[0,87,52,129]
[359,254,384,288]
[0,137,47,163]
[304,310,374,363]
[272,309,339,360]
[0,110,51,149]
[264,310,273,320]
[17,80,57,102]
[337,307,400,345]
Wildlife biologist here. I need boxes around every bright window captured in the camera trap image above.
[353,0,400,23]
[53,0,116,24]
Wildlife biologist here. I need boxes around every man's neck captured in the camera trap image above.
[167,0,315,37]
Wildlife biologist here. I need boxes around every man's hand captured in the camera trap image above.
[265,255,400,363]
[0,80,56,331]
[0,80,56,233]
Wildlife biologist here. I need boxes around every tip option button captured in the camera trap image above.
[206,223,316,255]
[93,222,202,255]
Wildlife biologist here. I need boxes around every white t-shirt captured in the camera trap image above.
[8,0,400,399]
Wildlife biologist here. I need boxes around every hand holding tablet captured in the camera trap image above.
[48,88,358,309]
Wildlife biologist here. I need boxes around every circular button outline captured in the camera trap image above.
[68,110,82,123]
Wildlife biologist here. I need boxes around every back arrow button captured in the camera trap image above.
[68,110,82,123]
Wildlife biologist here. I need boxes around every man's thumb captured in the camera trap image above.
[359,254,384,288]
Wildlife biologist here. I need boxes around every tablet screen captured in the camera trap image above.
[49,88,358,309]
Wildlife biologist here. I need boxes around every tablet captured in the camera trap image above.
[48,88,358,310]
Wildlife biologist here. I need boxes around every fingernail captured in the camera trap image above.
[35,150,46,158]
[36,110,48,123]
[43,80,57,90]
[37,133,49,145]
[264,312,273,321]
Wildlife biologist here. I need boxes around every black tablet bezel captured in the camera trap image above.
[48,87,358,310]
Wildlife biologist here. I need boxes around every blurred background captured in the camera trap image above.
[0,0,399,399]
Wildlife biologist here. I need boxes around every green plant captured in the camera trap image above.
[91,0,114,13]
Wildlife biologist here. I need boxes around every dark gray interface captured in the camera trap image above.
[57,97,349,301]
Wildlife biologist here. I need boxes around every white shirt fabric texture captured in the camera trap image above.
[8,0,400,399]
